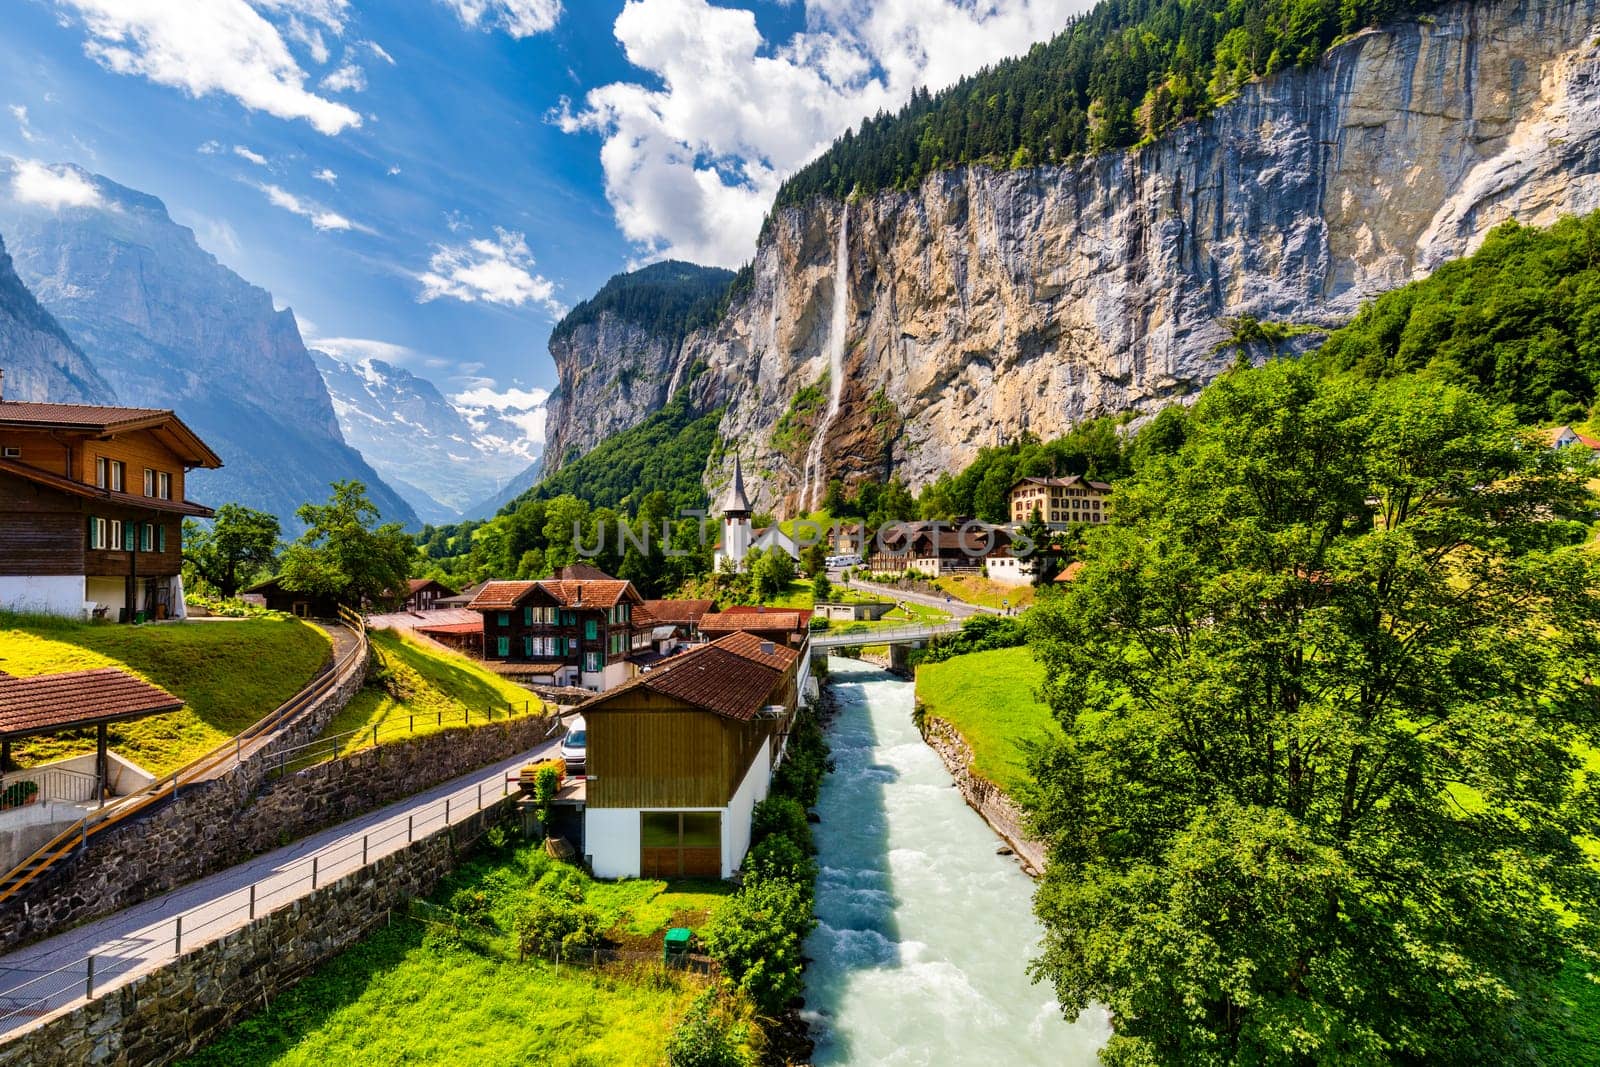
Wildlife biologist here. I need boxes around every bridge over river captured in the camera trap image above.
[808,621,965,650]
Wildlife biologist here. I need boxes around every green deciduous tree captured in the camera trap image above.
[1026,362,1600,1064]
[182,503,280,597]
[278,481,414,609]
[751,548,796,602]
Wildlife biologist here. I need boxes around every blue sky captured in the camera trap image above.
[0,0,1083,417]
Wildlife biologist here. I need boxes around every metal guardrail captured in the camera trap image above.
[810,621,964,648]
[0,768,521,1034]
[263,699,551,779]
[1,766,100,808]
[0,614,370,906]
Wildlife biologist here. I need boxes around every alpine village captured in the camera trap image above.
[3,1,1600,1065]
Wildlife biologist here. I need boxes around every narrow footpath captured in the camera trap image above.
[0,736,559,1035]
[839,576,997,617]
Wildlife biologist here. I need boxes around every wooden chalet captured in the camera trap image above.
[582,632,803,879]
[698,606,813,646]
[867,520,1013,578]
[398,577,456,612]
[467,571,646,692]
[0,389,222,622]
[240,576,343,619]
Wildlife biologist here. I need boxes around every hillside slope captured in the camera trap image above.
[0,232,114,405]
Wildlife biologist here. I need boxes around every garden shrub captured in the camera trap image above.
[750,796,810,851]
[516,895,604,960]
[703,876,815,1015]
[743,833,816,885]
[666,991,751,1067]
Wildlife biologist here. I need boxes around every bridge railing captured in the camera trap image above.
[810,621,963,648]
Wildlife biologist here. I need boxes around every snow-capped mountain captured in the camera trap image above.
[313,351,545,524]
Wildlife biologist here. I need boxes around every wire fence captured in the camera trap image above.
[0,765,524,1034]
[264,699,556,779]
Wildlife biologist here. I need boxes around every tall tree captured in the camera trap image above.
[1026,362,1600,1063]
[182,503,280,597]
[278,481,414,609]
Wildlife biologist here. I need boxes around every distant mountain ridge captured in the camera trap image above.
[0,160,418,531]
[312,351,545,524]
[0,231,115,405]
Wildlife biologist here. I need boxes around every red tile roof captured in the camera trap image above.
[718,605,814,624]
[0,668,184,739]
[1054,560,1086,583]
[0,458,215,517]
[414,621,484,636]
[699,610,807,634]
[642,599,714,624]
[0,401,223,468]
[467,578,638,612]
[588,632,797,721]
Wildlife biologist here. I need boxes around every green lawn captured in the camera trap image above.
[0,613,330,774]
[928,574,1037,611]
[182,844,737,1066]
[299,628,550,765]
[915,645,1061,797]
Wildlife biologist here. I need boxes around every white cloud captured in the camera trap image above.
[193,215,244,260]
[451,382,550,443]
[563,0,1083,266]
[259,181,356,231]
[249,0,349,32]
[362,40,395,65]
[320,60,365,93]
[9,105,37,144]
[438,0,562,38]
[198,139,223,154]
[57,0,361,135]
[312,167,338,184]
[310,335,424,365]
[284,16,330,64]
[417,227,562,313]
[8,159,103,210]
[233,144,269,166]
[386,164,402,176]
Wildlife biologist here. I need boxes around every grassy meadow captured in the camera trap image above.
[914,644,1061,798]
[0,613,330,774]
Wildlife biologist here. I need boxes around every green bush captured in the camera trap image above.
[665,991,750,1067]
[702,876,815,1015]
[516,896,604,961]
[772,713,829,809]
[750,796,811,851]
[743,833,817,885]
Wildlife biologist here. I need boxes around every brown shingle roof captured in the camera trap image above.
[467,578,638,612]
[699,611,807,634]
[0,401,223,468]
[642,599,714,624]
[0,458,215,517]
[0,668,184,739]
[1013,475,1111,492]
[591,632,796,721]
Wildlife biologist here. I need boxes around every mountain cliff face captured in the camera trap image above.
[544,0,1600,513]
[543,261,734,469]
[0,163,417,530]
[313,351,544,524]
[0,233,115,405]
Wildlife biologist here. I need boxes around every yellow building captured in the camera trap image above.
[1009,475,1111,527]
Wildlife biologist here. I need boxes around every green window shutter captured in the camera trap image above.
[585,618,597,640]
[523,636,533,657]
[497,636,509,657]
[498,612,509,626]
[87,515,96,548]
[524,606,532,625]
[158,525,167,552]
[123,523,135,551]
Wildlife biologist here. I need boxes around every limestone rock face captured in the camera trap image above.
[0,233,115,405]
[544,314,686,469]
[554,0,1600,512]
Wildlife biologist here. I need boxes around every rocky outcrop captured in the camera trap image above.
[918,713,1046,876]
[543,0,1600,513]
[544,313,686,468]
[0,233,114,405]
[0,163,417,530]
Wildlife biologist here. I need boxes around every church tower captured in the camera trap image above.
[718,452,753,572]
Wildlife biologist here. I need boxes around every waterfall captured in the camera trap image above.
[802,210,849,513]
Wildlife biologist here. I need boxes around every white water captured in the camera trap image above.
[803,658,1110,1065]
[802,212,850,512]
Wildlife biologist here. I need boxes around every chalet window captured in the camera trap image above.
[88,517,108,550]
[496,636,510,657]
[121,521,135,552]
[584,651,601,672]
[560,610,575,626]
[498,611,510,626]
[157,525,167,552]
[585,619,598,640]
[140,523,153,552]
[95,458,125,492]
[1,446,18,459]
[641,812,721,878]
[143,468,155,496]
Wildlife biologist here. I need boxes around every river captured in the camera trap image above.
[802,657,1110,1065]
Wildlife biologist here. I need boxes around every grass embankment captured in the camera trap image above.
[915,645,1061,798]
[0,613,329,775]
[297,628,550,766]
[929,574,1036,611]
[182,844,734,1067]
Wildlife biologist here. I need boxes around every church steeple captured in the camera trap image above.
[722,452,751,517]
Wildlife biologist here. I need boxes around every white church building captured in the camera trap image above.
[712,454,802,573]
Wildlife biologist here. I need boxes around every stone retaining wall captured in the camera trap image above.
[0,654,558,952]
[918,713,1047,875]
[0,801,509,1067]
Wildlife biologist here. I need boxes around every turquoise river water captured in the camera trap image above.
[801,657,1110,1065]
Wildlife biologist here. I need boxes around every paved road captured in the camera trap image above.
[838,576,998,618]
[0,735,561,1035]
